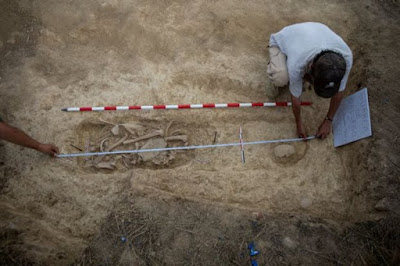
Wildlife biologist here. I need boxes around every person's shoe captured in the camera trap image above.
[265,79,279,99]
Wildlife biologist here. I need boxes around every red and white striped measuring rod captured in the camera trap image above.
[61,101,311,112]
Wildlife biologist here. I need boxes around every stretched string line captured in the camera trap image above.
[57,136,315,158]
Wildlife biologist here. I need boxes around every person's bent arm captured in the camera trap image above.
[0,122,59,156]
[291,94,307,139]
[316,91,344,139]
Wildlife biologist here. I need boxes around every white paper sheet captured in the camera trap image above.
[333,88,372,147]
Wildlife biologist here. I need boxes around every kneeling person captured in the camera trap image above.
[266,22,353,139]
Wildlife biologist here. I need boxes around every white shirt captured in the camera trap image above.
[269,22,353,98]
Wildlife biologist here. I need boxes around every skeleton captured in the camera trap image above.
[88,119,189,170]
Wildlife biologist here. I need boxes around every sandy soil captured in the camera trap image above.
[0,0,399,265]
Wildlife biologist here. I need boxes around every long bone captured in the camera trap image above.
[165,135,188,142]
[123,129,164,145]
[106,134,128,151]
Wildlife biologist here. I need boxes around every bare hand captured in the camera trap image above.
[37,143,59,157]
[316,120,332,139]
[297,123,308,140]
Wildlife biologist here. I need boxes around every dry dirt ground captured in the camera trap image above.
[0,0,399,265]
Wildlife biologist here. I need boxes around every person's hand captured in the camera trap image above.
[316,119,332,139]
[37,143,59,157]
[297,123,308,140]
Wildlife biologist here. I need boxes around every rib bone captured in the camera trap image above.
[100,138,109,152]
[165,135,188,142]
[171,130,182,136]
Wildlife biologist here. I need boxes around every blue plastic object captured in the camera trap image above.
[251,259,258,266]
[248,242,259,256]
[250,249,259,256]
[248,242,259,265]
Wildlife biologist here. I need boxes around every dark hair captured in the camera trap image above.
[312,51,346,98]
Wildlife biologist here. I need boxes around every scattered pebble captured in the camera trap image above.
[375,197,399,213]
[6,31,24,44]
[300,198,313,209]
[283,237,297,249]
[7,38,15,44]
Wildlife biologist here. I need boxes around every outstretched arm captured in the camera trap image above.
[316,91,344,139]
[0,121,59,156]
[291,94,307,139]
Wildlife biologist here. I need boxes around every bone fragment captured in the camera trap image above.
[122,154,134,159]
[89,145,97,152]
[123,129,164,145]
[83,160,94,168]
[100,138,109,152]
[106,134,128,151]
[122,157,131,169]
[121,124,145,135]
[111,125,120,136]
[165,121,175,138]
[93,155,105,164]
[95,132,111,142]
[139,137,167,162]
[96,162,115,170]
[122,126,136,136]
[170,130,182,136]
[98,126,110,138]
[99,118,116,125]
[165,135,188,142]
